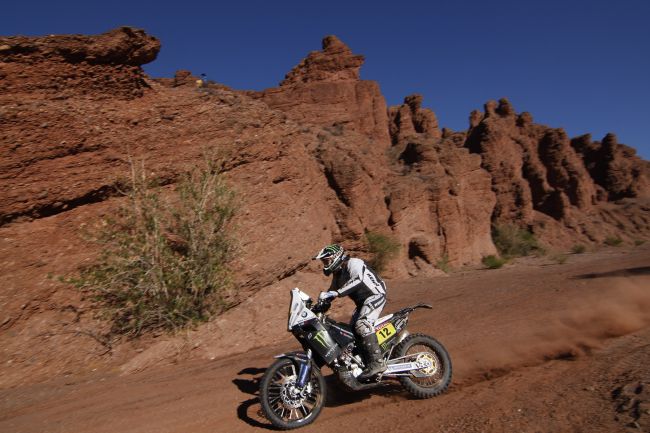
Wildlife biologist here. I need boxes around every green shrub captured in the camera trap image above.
[634,239,645,246]
[436,254,451,273]
[571,244,586,254]
[604,236,623,247]
[482,255,507,269]
[365,231,400,273]
[68,158,236,337]
[492,223,545,258]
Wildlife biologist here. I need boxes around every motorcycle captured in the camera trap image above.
[259,288,452,429]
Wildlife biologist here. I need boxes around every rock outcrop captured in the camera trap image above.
[464,98,650,245]
[0,27,159,65]
[248,38,496,273]
[248,35,390,143]
[0,27,158,99]
[386,96,496,272]
[571,133,650,201]
[388,94,441,143]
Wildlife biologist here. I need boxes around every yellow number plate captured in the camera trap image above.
[376,323,396,344]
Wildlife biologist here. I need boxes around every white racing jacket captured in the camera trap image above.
[329,258,387,309]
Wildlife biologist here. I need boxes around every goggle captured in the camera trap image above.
[321,256,335,267]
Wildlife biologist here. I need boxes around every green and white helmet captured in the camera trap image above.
[313,244,346,276]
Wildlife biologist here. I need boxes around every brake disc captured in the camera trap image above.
[279,379,312,409]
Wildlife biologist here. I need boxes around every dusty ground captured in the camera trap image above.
[1,245,649,433]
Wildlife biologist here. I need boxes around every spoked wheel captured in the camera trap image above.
[259,358,326,429]
[394,333,452,399]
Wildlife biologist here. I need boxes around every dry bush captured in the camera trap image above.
[604,236,623,247]
[69,157,236,337]
[571,244,586,254]
[492,223,545,259]
[482,255,507,269]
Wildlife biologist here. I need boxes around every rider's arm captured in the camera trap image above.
[335,258,365,297]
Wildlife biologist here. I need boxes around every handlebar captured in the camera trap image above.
[311,298,332,314]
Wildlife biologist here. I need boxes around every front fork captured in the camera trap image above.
[297,349,312,387]
[274,349,313,388]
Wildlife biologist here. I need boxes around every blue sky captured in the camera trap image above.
[5,0,650,159]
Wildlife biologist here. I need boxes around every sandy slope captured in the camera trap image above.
[1,245,649,433]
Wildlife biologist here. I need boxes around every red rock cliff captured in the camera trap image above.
[1,28,649,386]
[248,38,497,273]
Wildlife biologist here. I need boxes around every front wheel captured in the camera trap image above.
[259,358,326,430]
[394,333,452,399]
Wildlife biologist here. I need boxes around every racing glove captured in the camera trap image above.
[318,291,338,301]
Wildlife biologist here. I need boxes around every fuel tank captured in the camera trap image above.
[324,319,356,347]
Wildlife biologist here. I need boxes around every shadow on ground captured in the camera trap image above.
[234,366,407,429]
[234,366,274,430]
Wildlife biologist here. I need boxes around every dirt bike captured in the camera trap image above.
[259,288,452,429]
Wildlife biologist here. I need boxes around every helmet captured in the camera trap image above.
[313,244,346,276]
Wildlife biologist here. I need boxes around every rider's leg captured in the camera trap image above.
[354,295,387,379]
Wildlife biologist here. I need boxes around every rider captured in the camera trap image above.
[313,244,387,380]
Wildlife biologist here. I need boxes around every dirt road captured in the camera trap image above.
[2,246,649,433]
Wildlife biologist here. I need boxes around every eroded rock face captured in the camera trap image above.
[464,98,650,245]
[246,35,394,258]
[465,98,596,223]
[387,96,496,272]
[249,40,496,273]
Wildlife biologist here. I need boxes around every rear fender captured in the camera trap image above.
[396,303,433,316]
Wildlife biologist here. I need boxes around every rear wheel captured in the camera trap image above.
[394,333,452,399]
[259,358,326,429]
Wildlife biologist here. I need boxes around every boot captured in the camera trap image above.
[358,334,387,380]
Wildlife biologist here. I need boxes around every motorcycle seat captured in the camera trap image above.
[374,314,393,327]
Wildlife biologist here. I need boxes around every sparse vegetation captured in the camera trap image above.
[550,253,569,264]
[634,239,645,246]
[571,244,586,254]
[604,236,623,247]
[491,223,545,258]
[482,255,507,269]
[68,157,237,337]
[365,231,400,273]
[436,254,451,273]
